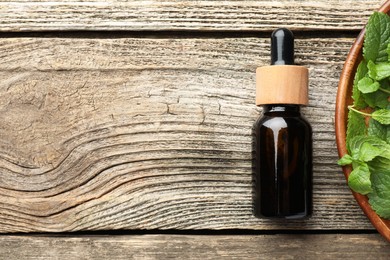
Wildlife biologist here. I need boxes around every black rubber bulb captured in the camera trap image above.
[271,28,294,65]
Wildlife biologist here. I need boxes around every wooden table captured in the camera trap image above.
[1,0,390,258]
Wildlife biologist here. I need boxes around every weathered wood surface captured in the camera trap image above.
[0,234,389,259]
[0,36,373,232]
[0,0,383,32]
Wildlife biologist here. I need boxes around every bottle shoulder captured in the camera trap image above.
[298,114,312,130]
[254,113,311,131]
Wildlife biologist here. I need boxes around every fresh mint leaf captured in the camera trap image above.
[346,111,366,153]
[379,78,390,93]
[368,157,390,218]
[363,90,389,108]
[370,157,390,174]
[387,42,390,61]
[357,76,380,93]
[367,60,390,80]
[372,109,390,124]
[348,163,372,195]
[359,142,383,161]
[364,12,390,62]
[348,135,389,161]
[338,154,353,166]
[352,60,368,109]
[386,43,390,61]
[368,118,390,143]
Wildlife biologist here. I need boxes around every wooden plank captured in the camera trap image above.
[0,36,373,232]
[0,234,389,259]
[0,0,383,32]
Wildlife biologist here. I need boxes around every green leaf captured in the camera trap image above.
[372,109,390,124]
[346,111,366,153]
[367,60,390,81]
[368,157,390,218]
[364,12,390,62]
[358,142,383,162]
[349,135,389,149]
[357,76,380,93]
[387,42,390,61]
[379,78,390,94]
[348,135,389,160]
[368,118,390,143]
[348,163,372,195]
[352,60,368,109]
[363,90,389,108]
[338,154,353,166]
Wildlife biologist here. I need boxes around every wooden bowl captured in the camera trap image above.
[335,1,390,242]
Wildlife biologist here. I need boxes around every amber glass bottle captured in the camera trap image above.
[253,28,313,219]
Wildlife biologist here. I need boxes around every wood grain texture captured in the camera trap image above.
[0,36,372,232]
[0,234,389,259]
[0,0,384,32]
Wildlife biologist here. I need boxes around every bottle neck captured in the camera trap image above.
[263,104,301,115]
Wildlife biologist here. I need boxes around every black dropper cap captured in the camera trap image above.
[271,28,294,65]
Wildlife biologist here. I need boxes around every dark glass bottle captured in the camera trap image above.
[253,28,313,219]
[253,104,312,219]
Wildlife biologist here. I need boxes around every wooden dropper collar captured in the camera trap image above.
[256,28,308,106]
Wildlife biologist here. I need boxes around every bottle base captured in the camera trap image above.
[254,211,312,220]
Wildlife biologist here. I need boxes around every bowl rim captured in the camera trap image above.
[335,1,390,242]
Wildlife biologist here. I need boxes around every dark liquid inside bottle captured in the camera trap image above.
[253,104,312,219]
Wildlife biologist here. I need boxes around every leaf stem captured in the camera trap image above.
[348,105,372,117]
[379,87,390,94]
